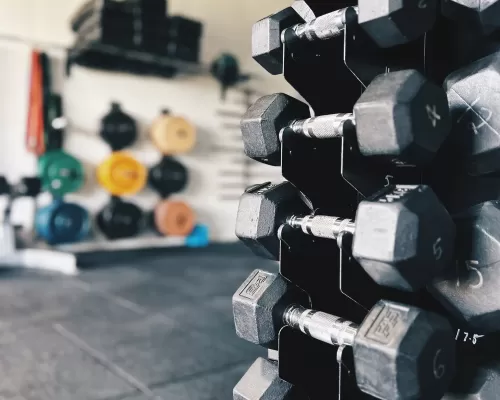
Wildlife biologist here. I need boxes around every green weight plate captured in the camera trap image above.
[38,150,85,196]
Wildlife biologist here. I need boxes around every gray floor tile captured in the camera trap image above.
[0,245,267,400]
[77,267,154,292]
[0,323,135,400]
[100,321,253,386]
[117,362,251,400]
[0,273,89,328]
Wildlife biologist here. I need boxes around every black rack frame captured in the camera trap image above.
[274,1,500,398]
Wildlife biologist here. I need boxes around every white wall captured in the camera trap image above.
[0,0,298,242]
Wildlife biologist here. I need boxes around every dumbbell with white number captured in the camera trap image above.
[236,182,455,292]
[241,70,451,166]
[430,201,500,333]
[233,357,304,400]
[254,1,437,75]
[441,0,500,34]
[233,270,456,400]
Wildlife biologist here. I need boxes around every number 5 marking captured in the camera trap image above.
[472,334,484,344]
[456,260,483,289]
[384,175,394,187]
[419,0,428,8]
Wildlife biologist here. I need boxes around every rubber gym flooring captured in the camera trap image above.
[0,244,272,400]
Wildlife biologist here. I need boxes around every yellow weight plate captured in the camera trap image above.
[150,113,196,155]
[97,152,147,196]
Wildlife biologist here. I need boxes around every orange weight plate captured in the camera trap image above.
[154,200,196,236]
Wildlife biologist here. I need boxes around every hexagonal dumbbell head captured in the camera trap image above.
[233,269,310,349]
[443,361,500,400]
[354,69,451,165]
[430,201,500,333]
[236,182,312,260]
[252,8,304,75]
[355,300,456,400]
[234,358,299,400]
[241,94,310,166]
[445,51,500,176]
[358,0,437,48]
[353,185,456,291]
[442,0,500,34]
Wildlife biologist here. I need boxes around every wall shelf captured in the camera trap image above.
[67,39,204,78]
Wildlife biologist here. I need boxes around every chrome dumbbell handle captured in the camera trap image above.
[283,304,359,347]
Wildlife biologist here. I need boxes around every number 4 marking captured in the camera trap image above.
[427,105,441,127]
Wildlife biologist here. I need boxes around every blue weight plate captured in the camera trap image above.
[50,203,91,244]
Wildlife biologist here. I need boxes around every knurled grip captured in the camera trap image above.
[294,7,358,41]
[288,215,355,239]
[284,305,358,347]
[290,114,353,139]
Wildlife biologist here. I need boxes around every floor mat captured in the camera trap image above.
[0,244,273,400]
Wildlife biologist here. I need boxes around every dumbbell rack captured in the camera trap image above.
[266,1,500,399]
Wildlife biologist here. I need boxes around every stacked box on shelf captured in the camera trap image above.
[70,0,203,63]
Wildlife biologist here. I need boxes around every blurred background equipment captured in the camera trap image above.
[150,109,197,155]
[66,0,251,98]
[99,102,138,151]
[0,0,294,399]
[35,198,91,245]
[96,151,147,196]
[38,150,85,195]
[96,196,144,239]
[148,156,189,197]
[153,199,196,236]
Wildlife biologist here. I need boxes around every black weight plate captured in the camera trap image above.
[149,156,189,198]
[96,198,143,240]
[100,102,138,151]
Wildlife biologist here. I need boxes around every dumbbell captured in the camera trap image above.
[236,181,455,292]
[0,177,41,253]
[150,109,196,155]
[38,150,85,196]
[430,200,500,333]
[97,151,147,196]
[97,197,144,240]
[445,51,500,176]
[35,199,91,245]
[149,156,189,198]
[253,1,437,75]
[233,269,456,400]
[0,177,41,198]
[443,361,500,399]
[153,199,196,236]
[100,102,138,151]
[242,69,451,166]
[233,357,303,400]
[441,0,500,34]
